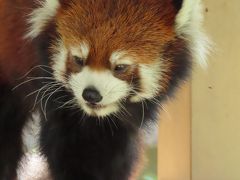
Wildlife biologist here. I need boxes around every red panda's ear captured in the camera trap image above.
[171,0,183,12]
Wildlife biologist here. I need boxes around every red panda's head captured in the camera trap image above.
[27,0,209,117]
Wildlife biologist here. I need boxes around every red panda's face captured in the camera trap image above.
[26,0,209,118]
[50,0,179,117]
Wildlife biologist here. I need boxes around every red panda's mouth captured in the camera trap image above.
[81,101,120,117]
[86,103,106,110]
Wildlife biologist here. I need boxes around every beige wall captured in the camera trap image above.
[192,0,240,179]
[158,84,191,180]
[158,0,240,179]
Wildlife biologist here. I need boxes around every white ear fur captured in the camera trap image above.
[25,0,60,39]
[175,0,211,68]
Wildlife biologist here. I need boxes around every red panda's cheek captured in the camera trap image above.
[130,62,163,102]
[51,40,90,85]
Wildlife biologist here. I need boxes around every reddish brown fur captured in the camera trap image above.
[0,1,37,84]
[57,0,178,71]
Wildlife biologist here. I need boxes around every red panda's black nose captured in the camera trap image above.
[82,87,102,103]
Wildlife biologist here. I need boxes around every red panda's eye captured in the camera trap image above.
[73,56,85,66]
[114,64,129,73]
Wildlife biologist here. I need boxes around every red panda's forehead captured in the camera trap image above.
[57,0,177,65]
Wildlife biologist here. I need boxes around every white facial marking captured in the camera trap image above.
[130,62,162,102]
[70,42,90,59]
[175,0,211,67]
[52,40,68,83]
[110,51,135,65]
[26,0,60,39]
[69,67,130,117]
[52,41,90,83]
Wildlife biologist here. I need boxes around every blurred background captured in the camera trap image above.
[158,0,240,180]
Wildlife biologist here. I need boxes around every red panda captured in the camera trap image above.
[0,0,209,179]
